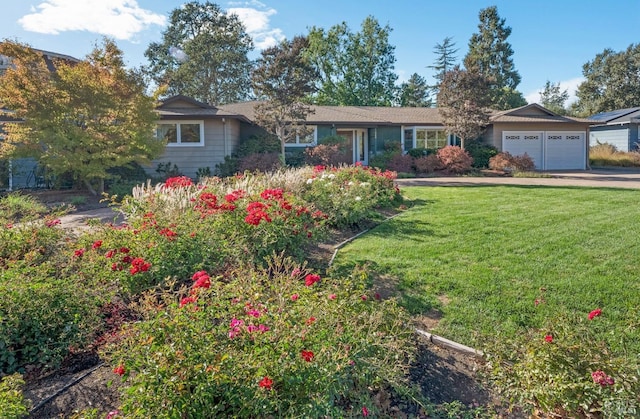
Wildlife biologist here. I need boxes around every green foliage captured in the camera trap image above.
[0,218,65,268]
[573,43,640,116]
[436,66,492,147]
[195,166,211,181]
[0,265,103,373]
[155,162,182,179]
[306,16,398,106]
[464,141,498,168]
[106,259,417,418]
[0,39,164,195]
[214,155,239,177]
[252,36,317,164]
[368,141,402,170]
[398,73,432,107]
[144,1,253,105]
[0,192,48,221]
[301,165,399,228]
[428,36,458,96]
[236,134,281,157]
[483,313,640,416]
[0,374,30,418]
[463,6,525,110]
[538,80,569,115]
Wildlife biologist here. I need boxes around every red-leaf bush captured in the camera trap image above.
[436,146,473,174]
[386,153,414,174]
[489,152,535,172]
[237,152,282,173]
[414,154,443,174]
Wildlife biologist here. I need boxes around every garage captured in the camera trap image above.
[488,104,591,171]
[502,131,586,170]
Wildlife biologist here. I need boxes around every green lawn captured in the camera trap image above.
[332,186,640,352]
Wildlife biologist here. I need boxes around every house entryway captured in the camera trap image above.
[337,129,368,165]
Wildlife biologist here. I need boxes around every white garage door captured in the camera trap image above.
[545,132,586,170]
[502,131,543,169]
[502,131,586,170]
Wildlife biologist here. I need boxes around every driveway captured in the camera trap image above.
[396,168,640,190]
[58,206,125,232]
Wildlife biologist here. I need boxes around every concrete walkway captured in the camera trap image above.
[58,206,125,232]
[396,168,640,190]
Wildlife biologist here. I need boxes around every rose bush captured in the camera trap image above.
[105,258,417,418]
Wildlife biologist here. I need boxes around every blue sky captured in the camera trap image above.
[1,0,638,104]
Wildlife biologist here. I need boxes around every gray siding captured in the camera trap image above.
[589,127,630,152]
[149,119,238,179]
[370,126,401,154]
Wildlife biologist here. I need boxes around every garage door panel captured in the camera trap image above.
[545,131,586,170]
[502,131,543,169]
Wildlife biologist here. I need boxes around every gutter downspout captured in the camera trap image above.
[222,118,228,156]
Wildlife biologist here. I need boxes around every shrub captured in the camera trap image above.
[0,265,103,373]
[589,142,640,167]
[386,153,415,174]
[465,141,498,168]
[304,136,352,166]
[236,134,281,157]
[0,218,66,268]
[483,311,640,416]
[0,192,49,222]
[0,374,30,418]
[302,165,399,228]
[106,259,417,418]
[155,162,182,180]
[406,148,430,158]
[414,154,442,174]
[368,141,402,171]
[436,146,473,174]
[489,152,535,172]
[238,152,282,173]
[214,155,239,177]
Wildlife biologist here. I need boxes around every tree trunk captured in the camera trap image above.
[83,179,98,196]
[278,126,286,166]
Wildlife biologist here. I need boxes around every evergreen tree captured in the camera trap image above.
[399,73,432,107]
[306,16,398,106]
[252,36,318,164]
[538,80,569,114]
[144,1,253,105]
[464,6,526,110]
[428,36,458,96]
[0,39,163,195]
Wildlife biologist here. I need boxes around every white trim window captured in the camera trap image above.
[286,125,317,146]
[403,126,450,152]
[157,120,205,147]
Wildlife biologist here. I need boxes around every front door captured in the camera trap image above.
[337,129,368,165]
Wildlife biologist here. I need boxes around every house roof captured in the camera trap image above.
[221,101,593,126]
[490,103,593,124]
[589,107,640,124]
[221,101,444,125]
[157,95,251,122]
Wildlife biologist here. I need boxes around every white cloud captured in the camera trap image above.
[525,77,584,105]
[18,0,166,40]
[227,5,285,49]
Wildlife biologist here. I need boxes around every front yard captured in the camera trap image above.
[333,185,640,414]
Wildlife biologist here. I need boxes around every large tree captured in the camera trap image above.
[437,66,492,149]
[428,36,458,96]
[305,16,398,106]
[0,39,164,195]
[398,73,432,107]
[539,80,569,115]
[252,36,317,165]
[144,1,253,105]
[573,44,640,116]
[464,6,526,110]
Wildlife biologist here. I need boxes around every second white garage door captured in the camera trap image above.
[502,131,586,170]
